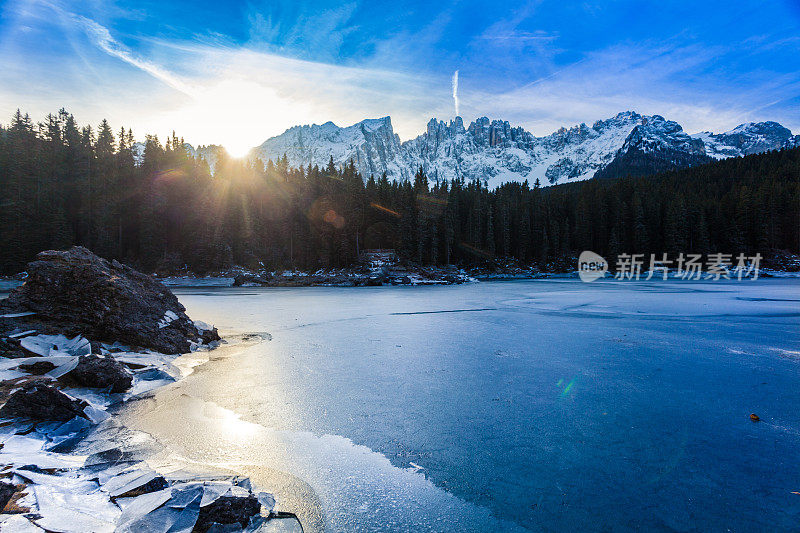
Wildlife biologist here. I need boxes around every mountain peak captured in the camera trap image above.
[696,120,793,158]
[729,120,788,134]
[358,116,393,132]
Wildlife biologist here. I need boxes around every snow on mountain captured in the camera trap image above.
[400,111,656,187]
[594,116,711,180]
[131,141,224,173]
[250,111,662,187]
[172,113,797,186]
[184,143,224,173]
[622,115,706,156]
[250,117,413,181]
[250,110,743,187]
[132,141,145,165]
[694,121,793,159]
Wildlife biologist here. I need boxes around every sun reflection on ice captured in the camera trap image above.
[203,402,260,441]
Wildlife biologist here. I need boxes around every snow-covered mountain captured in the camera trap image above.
[183,144,224,173]
[251,117,413,181]
[132,142,145,165]
[694,121,793,159]
[187,112,796,186]
[130,141,224,173]
[400,112,712,186]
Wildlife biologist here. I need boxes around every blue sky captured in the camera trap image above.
[1,0,798,154]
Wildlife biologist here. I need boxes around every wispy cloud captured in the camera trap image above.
[479,29,557,43]
[38,10,450,151]
[247,1,360,62]
[71,14,196,97]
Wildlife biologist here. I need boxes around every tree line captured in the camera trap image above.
[1,109,798,275]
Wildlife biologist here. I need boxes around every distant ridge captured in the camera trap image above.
[182,112,798,186]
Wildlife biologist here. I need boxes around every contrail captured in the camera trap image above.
[451,70,459,117]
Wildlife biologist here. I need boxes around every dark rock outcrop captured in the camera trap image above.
[0,338,25,359]
[64,355,133,393]
[17,360,56,375]
[232,273,270,287]
[193,495,262,532]
[198,327,221,345]
[0,382,88,421]
[0,247,201,354]
[0,482,18,511]
[365,274,386,286]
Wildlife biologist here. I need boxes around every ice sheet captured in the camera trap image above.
[152,279,800,532]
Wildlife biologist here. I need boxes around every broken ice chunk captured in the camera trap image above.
[126,377,175,398]
[158,310,179,329]
[114,488,173,532]
[0,368,26,381]
[103,467,167,499]
[41,416,92,451]
[45,356,80,378]
[0,435,85,470]
[8,330,37,339]
[199,482,235,507]
[194,320,212,333]
[257,492,276,514]
[19,335,91,358]
[117,486,203,533]
[82,406,109,424]
[29,482,118,533]
[82,461,144,485]
[0,514,43,532]
[0,312,36,318]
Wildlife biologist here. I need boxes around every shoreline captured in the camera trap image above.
[116,333,326,533]
[5,267,799,293]
[0,328,300,531]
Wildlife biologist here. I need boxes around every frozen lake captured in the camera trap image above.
[122,279,800,531]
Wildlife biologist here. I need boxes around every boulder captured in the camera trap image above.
[365,274,386,286]
[0,382,88,421]
[0,247,201,354]
[0,481,18,511]
[0,337,26,359]
[194,321,221,345]
[64,355,133,393]
[199,327,220,345]
[193,495,261,532]
[232,273,270,287]
[17,360,56,375]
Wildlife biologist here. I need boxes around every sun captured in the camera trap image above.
[159,79,313,162]
[223,142,252,159]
